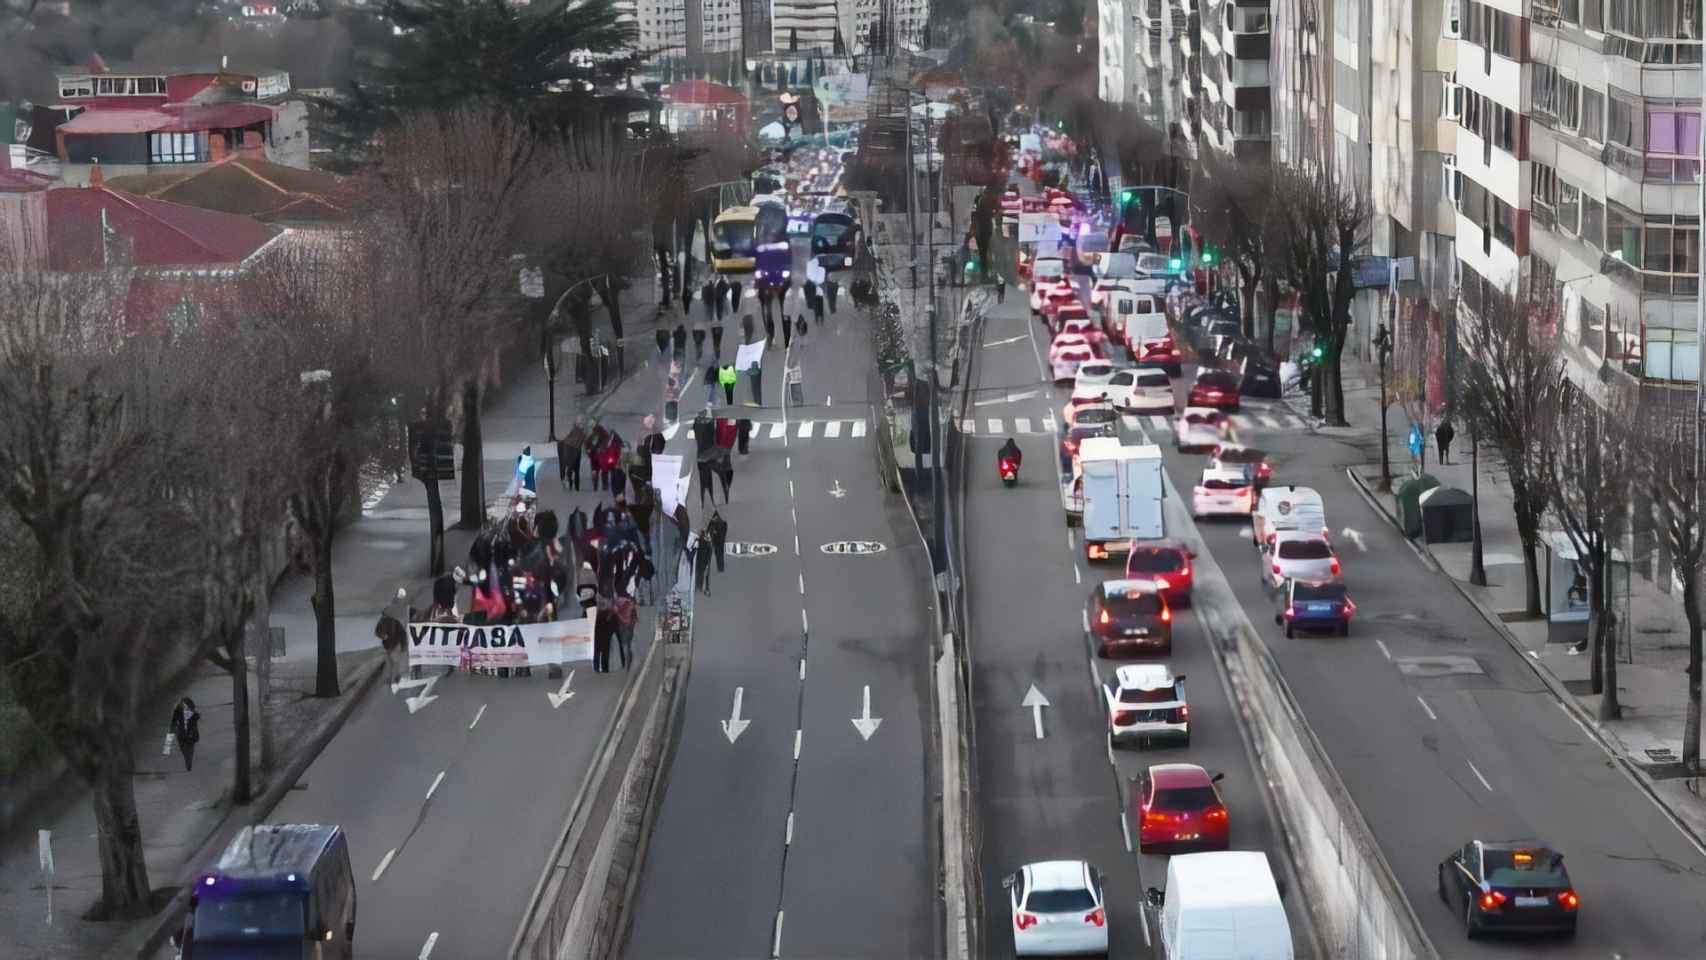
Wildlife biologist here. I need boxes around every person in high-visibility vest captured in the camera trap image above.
[718,364,738,405]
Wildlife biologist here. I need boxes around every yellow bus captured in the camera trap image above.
[712,206,759,274]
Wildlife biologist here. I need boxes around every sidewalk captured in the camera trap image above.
[1312,352,1706,847]
[0,282,672,960]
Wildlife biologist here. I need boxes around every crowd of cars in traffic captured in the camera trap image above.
[1000,183,1580,954]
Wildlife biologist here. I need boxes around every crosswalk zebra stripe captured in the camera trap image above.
[1043,415,1057,433]
[1015,417,1032,434]
[798,420,815,438]
[824,420,843,438]
[851,419,867,437]
[1260,414,1283,429]
[962,418,976,434]
[769,421,787,439]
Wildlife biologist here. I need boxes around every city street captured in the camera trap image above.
[965,286,1310,959]
[624,241,936,958]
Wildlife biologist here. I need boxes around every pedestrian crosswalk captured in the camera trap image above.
[960,407,1312,437]
[663,417,870,445]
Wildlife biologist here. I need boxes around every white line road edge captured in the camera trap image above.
[1466,759,1494,792]
[418,931,439,960]
[372,848,398,882]
[1416,696,1437,721]
[425,771,445,801]
[772,910,785,958]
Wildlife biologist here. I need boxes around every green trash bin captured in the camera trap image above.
[1395,473,1440,539]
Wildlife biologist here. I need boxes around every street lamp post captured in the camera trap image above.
[1374,322,1394,492]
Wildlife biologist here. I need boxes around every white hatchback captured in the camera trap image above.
[1105,663,1190,748]
[1192,464,1256,518]
[1128,367,1174,413]
[1004,860,1109,957]
[1074,360,1117,390]
[1173,407,1228,451]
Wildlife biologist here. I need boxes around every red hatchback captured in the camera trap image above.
[1187,369,1242,412]
[1134,763,1230,853]
[1124,540,1194,607]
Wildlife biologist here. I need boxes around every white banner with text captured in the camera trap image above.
[407,617,595,669]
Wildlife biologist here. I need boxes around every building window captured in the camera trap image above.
[149,131,200,164]
[1443,153,1463,203]
[1446,0,1462,35]
[1557,77,1581,129]
[1580,88,1605,141]
[1560,0,1581,23]
[1583,0,1604,29]
[58,77,93,98]
[1533,161,1558,208]
[1532,64,1556,118]
[1557,180,1582,234]
[1645,328,1701,382]
[1582,195,1605,247]
[1608,93,1641,147]
[1442,72,1463,119]
[1608,202,1643,263]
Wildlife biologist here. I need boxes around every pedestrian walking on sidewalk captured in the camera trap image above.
[375,587,413,682]
[615,596,638,668]
[763,312,776,348]
[592,602,615,672]
[719,363,738,406]
[671,503,691,571]
[168,698,201,772]
[711,323,725,360]
[695,529,715,595]
[758,285,774,327]
[781,312,793,349]
[697,457,717,508]
[804,278,820,316]
[558,423,585,490]
[1435,419,1456,465]
[717,461,734,502]
[747,360,763,406]
[708,510,729,571]
[996,274,1007,303]
[825,278,839,314]
[811,289,825,327]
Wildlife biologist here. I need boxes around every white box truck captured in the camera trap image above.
[1144,850,1294,960]
[1077,436,1165,562]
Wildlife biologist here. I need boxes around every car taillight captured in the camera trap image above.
[1089,544,1106,559]
[1085,907,1105,927]
[1272,563,1282,574]
[1343,598,1356,617]
[1330,559,1341,575]
[1282,607,1295,619]
[1193,486,1206,496]
[1557,890,1579,910]
[1114,709,1136,726]
[1479,891,1507,911]
[1160,606,1172,622]
[1015,911,1039,930]
[1204,805,1228,821]
[1099,609,1111,625]
[1173,704,1189,722]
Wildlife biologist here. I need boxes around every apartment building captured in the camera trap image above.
[1456,0,1701,391]
[1271,0,1332,166]
[1099,0,1138,106]
[1136,0,1166,124]
[1170,0,1205,155]
[772,0,838,51]
[1200,0,1274,158]
[638,0,688,59]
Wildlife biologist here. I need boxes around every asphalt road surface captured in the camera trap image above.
[966,280,1309,960]
[624,242,935,959]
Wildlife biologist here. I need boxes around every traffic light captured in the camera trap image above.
[1120,189,1135,205]
[1168,258,1183,271]
[1200,247,1215,265]
[1310,341,1326,360]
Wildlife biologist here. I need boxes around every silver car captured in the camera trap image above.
[1263,531,1341,590]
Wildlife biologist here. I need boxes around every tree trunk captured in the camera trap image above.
[1263,275,1279,354]
[311,531,339,698]
[423,476,446,576]
[458,379,484,530]
[89,744,152,919]
[227,628,251,804]
[1240,275,1258,340]
[1519,533,1544,617]
[601,276,626,340]
[1684,571,1703,771]
[1597,547,1622,719]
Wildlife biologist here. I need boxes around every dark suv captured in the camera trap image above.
[1086,579,1173,657]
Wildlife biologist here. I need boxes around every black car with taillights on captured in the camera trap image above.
[1438,840,1578,939]
[1084,579,1173,657]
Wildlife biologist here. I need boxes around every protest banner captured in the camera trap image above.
[407,617,595,670]
[652,453,683,515]
[735,340,764,371]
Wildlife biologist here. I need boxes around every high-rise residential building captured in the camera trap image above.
[1169,0,1205,156]
[1099,0,1140,106]
[638,0,689,59]
[1199,0,1274,158]
[1136,0,1167,124]
[700,0,742,53]
[1517,0,1701,389]
[772,0,838,52]
[1271,0,1332,167]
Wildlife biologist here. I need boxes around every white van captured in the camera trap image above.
[1122,295,1167,349]
[1144,851,1293,960]
[1251,485,1328,547]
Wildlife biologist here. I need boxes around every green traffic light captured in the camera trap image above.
[1201,251,1215,265]
[1120,189,1135,203]
[1168,258,1182,270]
[1311,344,1325,359]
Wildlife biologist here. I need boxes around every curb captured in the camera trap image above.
[1341,465,1706,858]
[108,653,387,960]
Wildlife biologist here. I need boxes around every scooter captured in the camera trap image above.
[999,456,1020,487]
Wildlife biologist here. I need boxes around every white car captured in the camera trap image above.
[1105,663,1190,748]
[1127,367,1174,413]
[1048,333,1091,362]
[1063,396,1119,429]
[1097,369,1142,411]
[1263,531,1341,590]
[1004,860,1109,957]
[1052,347,1095,383]
[1173,407,1229,451]
[1073,360,1118,391]
[1192,464,1257,518]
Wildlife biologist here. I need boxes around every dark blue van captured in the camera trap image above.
[176,824,356,959]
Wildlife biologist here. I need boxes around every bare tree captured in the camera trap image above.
[1633,391,1706,763]
[1270,163,1370,424]
[245,235,403,698]
[1458,281,1568,618]
[0,269,204,917]
[362,106,543,566]
[1193,153,1277,340]
[1543,381,1639,719]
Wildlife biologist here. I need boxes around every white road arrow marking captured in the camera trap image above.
[850,685,882,740]
[722,686,751,743]
[391,676,435,695]
[403,675,440,715]
[985,334,1028,347]
[829,479,847,498]
[547,670,577,708]
[1341,527,1368,552]
[1022,684,1051,740]
[419,931,439,959]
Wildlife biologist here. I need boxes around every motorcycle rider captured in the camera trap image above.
[997,437,1023,474]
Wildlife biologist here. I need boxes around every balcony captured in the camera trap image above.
[1227,56,1269,86]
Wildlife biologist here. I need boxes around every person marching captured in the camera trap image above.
[168,697,201,772]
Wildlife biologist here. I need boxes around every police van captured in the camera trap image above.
[174,824,356,959]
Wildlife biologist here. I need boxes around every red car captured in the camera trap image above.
[1134,332,1185,371]
[1134,763,1230,853]
[1124,540,1194,607]
[1039,287,1079,324]
[1187,369,1242,412]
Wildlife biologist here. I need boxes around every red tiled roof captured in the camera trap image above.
[45,185,281,271]
[104,155,350,223]
[56,102,276,136]
[666,80,747,105]
[0,151,56,193]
